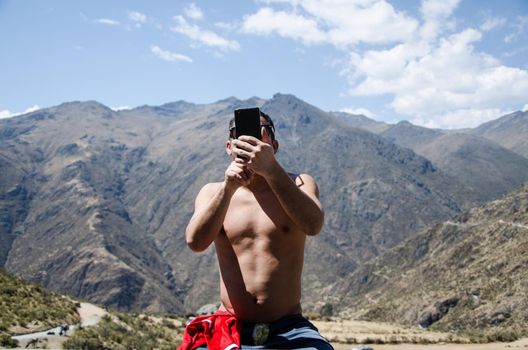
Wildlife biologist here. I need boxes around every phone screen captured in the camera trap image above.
[234,107,261,140]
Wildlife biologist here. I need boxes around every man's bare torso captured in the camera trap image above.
[212,175,306,323]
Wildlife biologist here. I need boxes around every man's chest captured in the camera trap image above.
[223,190,295,241]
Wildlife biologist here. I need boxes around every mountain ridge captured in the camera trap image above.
[328,182,528,339]
[1,94,527,316]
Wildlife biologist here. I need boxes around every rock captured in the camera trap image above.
[489,310,511,325]
[196,303,219,316]
[320,303,334,317]
[352,345,374,350]
[418,297,459,328]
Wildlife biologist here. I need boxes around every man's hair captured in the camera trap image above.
[229,110,275,141]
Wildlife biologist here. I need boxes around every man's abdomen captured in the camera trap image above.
[217,236,305,322]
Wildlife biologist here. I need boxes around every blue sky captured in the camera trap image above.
[1,0,527,128]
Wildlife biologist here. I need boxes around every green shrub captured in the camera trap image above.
[0,334,19,348]
[486,329,519,342]
[62,335,107,350]
[161,319,177,329]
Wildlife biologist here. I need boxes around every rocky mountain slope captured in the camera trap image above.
[335,110,528,160]
[472,110,528,158]
[356,119,528,204]
[330,111,390,134]
[1,94,526,314]
[329,183,528,339]
[414,133,528,202]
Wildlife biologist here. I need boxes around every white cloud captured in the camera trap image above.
[340,107,376,118]
[0,105,41,119]
[349,28,528,128]
[240,0,528,129]
[128,11,147,28]
[171,16,240,51]
[242,1,418,47]
[418,0,460,42]
[215,21,237,31]
[419,0,460,20]
[111,106,132,111]
[480,16,507,32]
[505,15,528,43]
[95,18,120,26]
[129,11,146,23]
[0,110,11,119]
[151,45,193,63]
[24,105,40,114]
[242,7,325,45]
[411,108,508,129]
[184,3,204,20]
[523,104,528,112]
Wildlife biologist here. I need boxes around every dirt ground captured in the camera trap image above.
[332,339,528,350]
[312,319,528,350]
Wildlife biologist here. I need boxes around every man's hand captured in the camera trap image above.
[225,160,253,189]
[231,128,278,178]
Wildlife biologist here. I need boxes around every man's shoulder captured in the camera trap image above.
[200,182,223,193]
[194,182,223,204]
[288,173,317,186]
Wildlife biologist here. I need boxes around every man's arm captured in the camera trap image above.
[264,164,324,236]
[185,161,252,252]
[185,182,232,252]
[232,135,324,235]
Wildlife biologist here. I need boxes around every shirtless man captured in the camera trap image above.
[180,111,333,349]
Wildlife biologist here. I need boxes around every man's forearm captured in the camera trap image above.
[265,163,324,235]
[185,183,235,252]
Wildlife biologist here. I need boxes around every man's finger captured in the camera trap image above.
[237,135,259,145]
[233,139,255,151]
[234,157,247,165]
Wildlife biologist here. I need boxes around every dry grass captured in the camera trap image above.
[313,319,528,350]
[313,319,468,345]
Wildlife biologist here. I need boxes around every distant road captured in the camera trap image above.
[12,325,71,341]
[10,302,108,347]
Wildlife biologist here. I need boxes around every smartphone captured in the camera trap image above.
[234,107,261,140]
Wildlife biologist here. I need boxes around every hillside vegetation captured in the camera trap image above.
[1,268,186,349]
[332,183,528,342]
[0,269,79,346]
[63,312,185,350]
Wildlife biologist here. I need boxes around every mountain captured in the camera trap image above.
[414,133,528,202]
[330,111,390,133]
[0,94,525,314]
[472,110,528,158]
[377,121,528,204]
[328,183,528,339]
[380,121,444,150]
[1,101,187,313]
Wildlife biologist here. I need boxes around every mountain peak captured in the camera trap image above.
[160,100,196,110]
[57,100,111,111]
[396,120,413,126]
[271,93,303,104]
[215,96,240,104]
[472,110,528,158]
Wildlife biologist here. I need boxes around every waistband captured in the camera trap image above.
[239,314,317,345]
